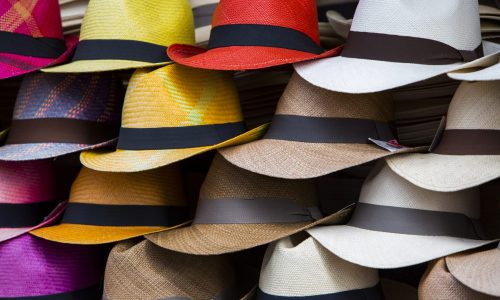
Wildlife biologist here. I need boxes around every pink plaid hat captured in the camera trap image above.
[0,0,78,79]
[0,159,65,243]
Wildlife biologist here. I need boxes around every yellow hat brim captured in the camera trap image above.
[42,59,172,73]
[80,123,269,172]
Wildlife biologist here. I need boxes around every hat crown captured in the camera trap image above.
[359,162,480,218]
[349,0,481,51]
[69,166,186,207]
[212,0,320,44]
[80,0,194,46]
[276,74,393,121]
[446,81,500,130]
[0,160,55,204]
[13,73,123,122]
[122,65,243,129]
[260,236,379,296]
[0,0,63,39]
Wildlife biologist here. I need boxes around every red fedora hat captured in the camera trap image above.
[167,0,341,70]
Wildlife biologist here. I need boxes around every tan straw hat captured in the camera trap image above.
[307,160,497,269]
[220,72,419,179]
[386,80,500,192]
[31,165,189,244]
[257,234,383,299]
[146,154,353,255]
[419,258,499,300]
[103,239,256,300]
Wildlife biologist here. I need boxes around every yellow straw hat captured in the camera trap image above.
[31,165,189,244]
[43,0,194,73]
[80,65,268,173]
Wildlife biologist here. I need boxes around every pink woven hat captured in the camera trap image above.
[0,72,124,161]
[0,0,78,79]
[0,160,65,243]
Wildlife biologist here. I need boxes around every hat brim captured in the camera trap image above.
[42,59,171,73]
[80,124,268,172]
[386,153,500,192]
[167,44,341,70]
[145,206,353,255]
[448,61,500,81]
[30,221,190,245]
[307,225,497,269]
[219,138,424,179]
[0,35,78,80]
[445,246,500,297]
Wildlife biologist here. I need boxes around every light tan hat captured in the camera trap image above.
[256,234,383,299]
[386,80,500,192]
[307,160,496,269]
[146,154,352,255]
[103,239,256,300]
[220,72,419,179]
[445,243,500,297]
[419,258,499,300]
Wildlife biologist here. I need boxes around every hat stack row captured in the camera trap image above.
[0,0,499,299]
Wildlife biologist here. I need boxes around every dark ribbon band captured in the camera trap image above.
[208,24,325,54]
[0,284,101,300]
[61,203,189,227]
[349,203,483,240]
[117,121,246,150]
[71,39,169,63]
[264,115,395,144]
[256,284,384,300]
[0,201,55,228]
[432,129,500,155]
[6,118,119,145]
[193,4,218,28]
[193,198,322,224]
[0,31,66,58]
[342,31,483,65]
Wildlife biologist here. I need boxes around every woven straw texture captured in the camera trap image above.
[146,154,351,255]
[31,165,188,244]
[259,236,379,296]
[387,81,500,192]
[419,259,499,300]
[81,65,268,172]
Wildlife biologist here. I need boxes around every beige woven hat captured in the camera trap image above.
[220,72,419,179]
[146,154,353,255]
[103,239,256,300]
[386,80,500,192]
[257,234,383,299]
[419,258,499,300]
[445,243,500,297]
[307,160,496,269]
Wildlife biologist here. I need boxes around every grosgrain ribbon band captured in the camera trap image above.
[342,31,483,65]
[432,129,500,155]
[61,203,189,227]
[6,118,119,145]
[256,284,384,300]
[71,39,169,63]
[117,122,247,150]
[208,24,325,54]
[193,198,323,224]
[0,284,101,300]
[264,115,395,144]
[349,203,483,239]
[0,31,66,58]
[0,201,56,228]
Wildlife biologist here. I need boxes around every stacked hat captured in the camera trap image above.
[81,64,267,172]
[0,0,77,79]
[44,0,194,72]
[448,53,500,81]
[479,0,500,41]
[59,0,88,35]
[32,165,189,244]
[190,0,219,46]
[146,154,352,255]
[0,72,123,161]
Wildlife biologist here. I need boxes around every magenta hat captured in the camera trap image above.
[0,0,78,79]
[0,234,105,299]
[0,160,64,242]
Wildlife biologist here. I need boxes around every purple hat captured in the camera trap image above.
[0,72,124,161]
[0,234,105,298]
